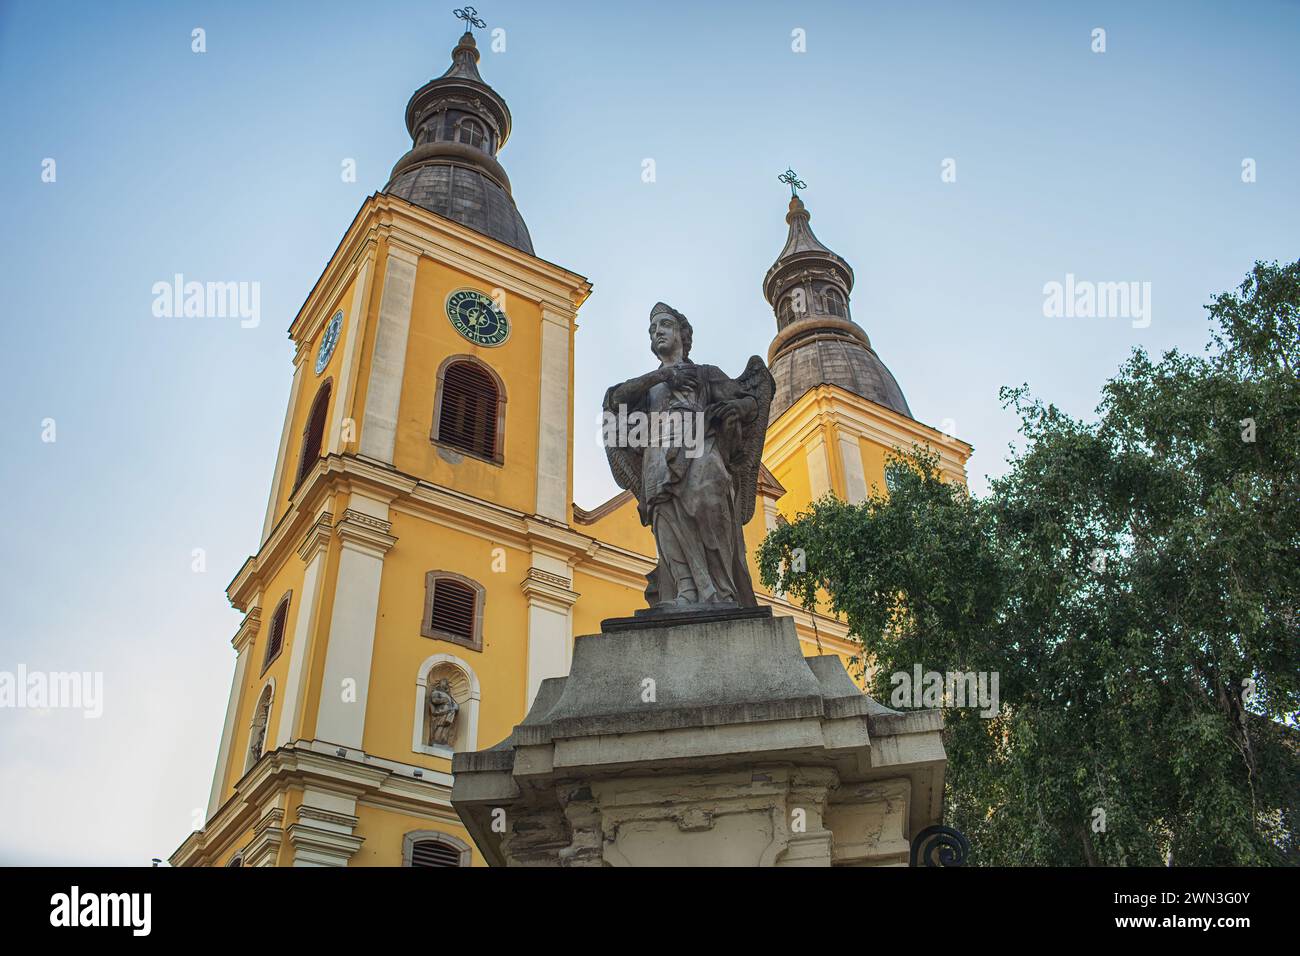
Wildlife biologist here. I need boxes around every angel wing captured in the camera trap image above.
[731,355,776,525]
[602,383,644,504]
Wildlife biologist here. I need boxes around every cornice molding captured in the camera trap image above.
[376,193,592,310]
[347,235,380,275]
[227,556,258,613]
[572,489,633,525]
[288,198,380,344]
[379,230,422,265]
[520,568,580,609]
[232,608,262,654]
[286,823,365,863]
[764,383,971,476]
[296,234,383,354]
[335,508,397,557]
[170,741,456,867]
[244,807,285,867]
[228,453,760,628]
[539,304,575,331]
[296,511,335,563]
[287,192,592,351]
[297,805,360,830]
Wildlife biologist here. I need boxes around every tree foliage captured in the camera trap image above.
[758,261,1300,865]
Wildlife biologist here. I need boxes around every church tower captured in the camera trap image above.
[173,29,974,868]
[384,29,534,254]
[173,25,598,868]
[759,181,971,512]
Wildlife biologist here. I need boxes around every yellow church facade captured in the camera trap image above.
[171,30,969,868]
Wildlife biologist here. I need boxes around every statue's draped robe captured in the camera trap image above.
[605,362,762,608]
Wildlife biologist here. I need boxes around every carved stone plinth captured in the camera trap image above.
[451,610,948,866]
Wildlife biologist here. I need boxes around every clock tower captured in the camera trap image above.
[173,25,598,867]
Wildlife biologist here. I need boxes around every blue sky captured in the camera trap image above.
[0,0,1296,864]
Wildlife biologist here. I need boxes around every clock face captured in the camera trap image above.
[316,310,343,374]
[446,289,510,347]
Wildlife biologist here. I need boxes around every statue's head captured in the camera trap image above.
[432,678,452,693]
[648,302,692,362]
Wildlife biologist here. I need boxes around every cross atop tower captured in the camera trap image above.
[778,168,807,197]
[454,5,486,33]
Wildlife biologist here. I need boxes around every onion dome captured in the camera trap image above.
[763,192,910,420]
[384,30,534,254]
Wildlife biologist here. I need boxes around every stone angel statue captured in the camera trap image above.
[603,302,775,613]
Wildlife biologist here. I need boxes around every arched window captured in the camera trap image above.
[246,682,274,769]
[823,287,846,317]
[433,359,504,463]
[456,118,485,150]
[294,380,332,488]
[403,831,471,867]
[420,112,448,144]
[778,295,795,329]
[262,593,290,672]
[790,287,808,317]
[421,571,484,652]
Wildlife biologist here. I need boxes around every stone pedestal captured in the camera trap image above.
[451,609,947,866]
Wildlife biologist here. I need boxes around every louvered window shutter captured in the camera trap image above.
[429,579,476,641]
[411,840,462,868]
[264,599,288,668]
[437,363,498,459]
[295,381,332,487]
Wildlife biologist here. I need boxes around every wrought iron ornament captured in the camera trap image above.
[454,5,486,31]
[778,168,807,197]
[909,824,971,866]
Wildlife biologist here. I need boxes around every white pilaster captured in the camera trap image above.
[328,248,375,455]
[315,495,397,750]
[535,308,571,521]
[521,554,579,707]
[359,246,418,463]
[274,511,333,747]
[245,805,286,867]
[287,788,364,867]
[262,360,307,543]
[838,431,868,504]
[764,498,781,532]
[206,608,260,819]
[806,433,831,500]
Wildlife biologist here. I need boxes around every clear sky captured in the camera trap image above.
[1,0,1296,864]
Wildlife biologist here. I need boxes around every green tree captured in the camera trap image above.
[758,261,1300,865]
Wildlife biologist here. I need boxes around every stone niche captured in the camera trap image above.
[451,609,948,866]
[419,661,473,756]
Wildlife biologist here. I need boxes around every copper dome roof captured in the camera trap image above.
[763,193,910,420]
[383,31,534,255]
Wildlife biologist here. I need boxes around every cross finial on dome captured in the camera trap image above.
[778,168,807,198]
[454,5,486,34]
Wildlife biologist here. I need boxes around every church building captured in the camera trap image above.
[171,27,970,867]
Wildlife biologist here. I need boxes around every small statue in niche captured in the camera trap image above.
[426,677,460,748]
[248,705,268,763]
